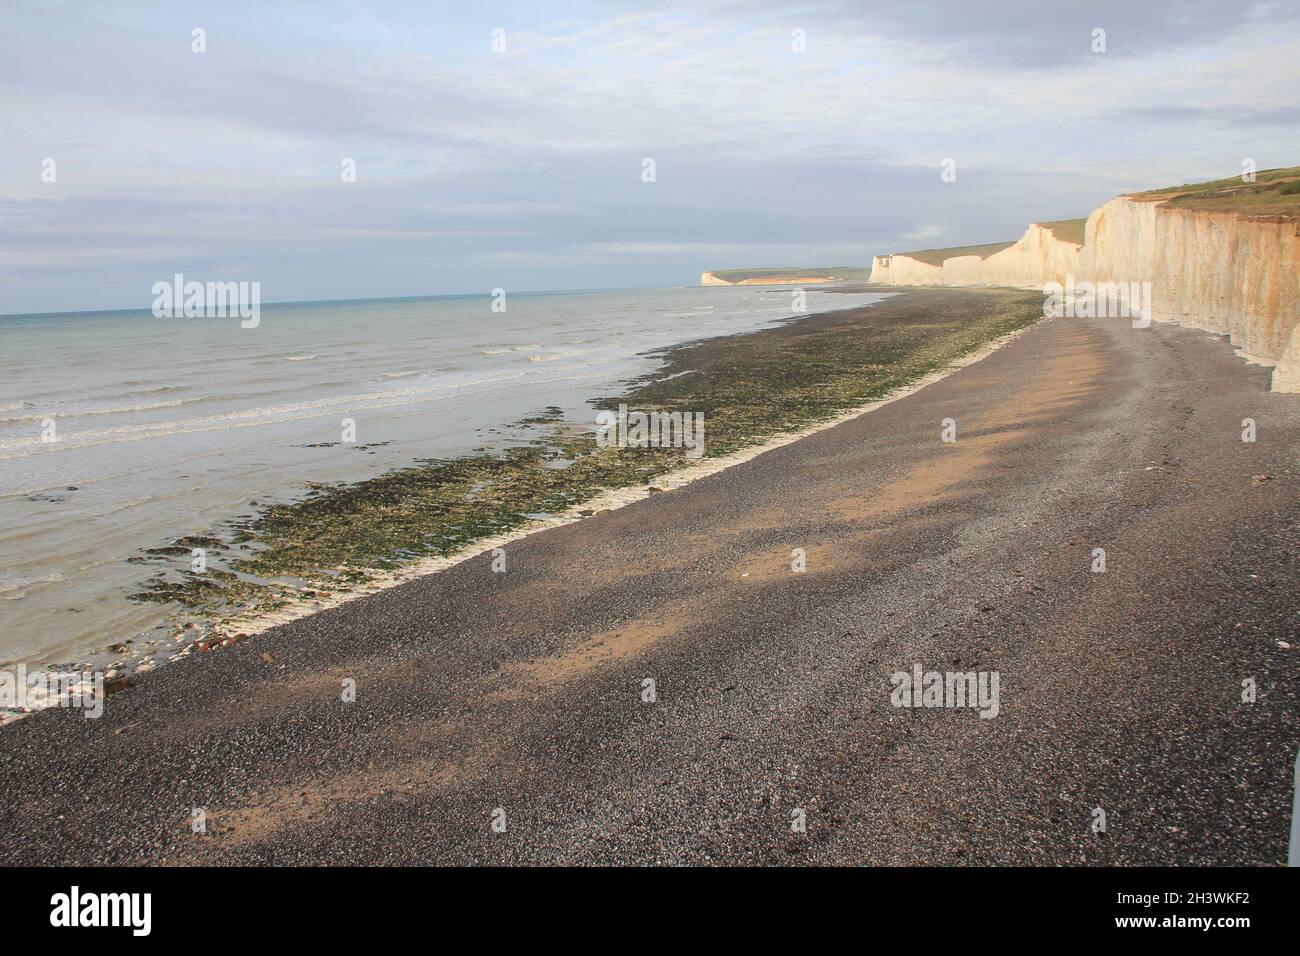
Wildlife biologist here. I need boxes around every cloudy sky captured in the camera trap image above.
[2,0,1298,314]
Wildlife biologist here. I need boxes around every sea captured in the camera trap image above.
[0,286,890,669]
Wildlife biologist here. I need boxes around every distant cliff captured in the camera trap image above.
[701,266,872,286]
[870,223,1088,288]
[869,169,1300,392]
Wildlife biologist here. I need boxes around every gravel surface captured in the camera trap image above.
[2,295,1297,866]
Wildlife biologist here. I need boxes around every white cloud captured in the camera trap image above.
[1,0,1296,312]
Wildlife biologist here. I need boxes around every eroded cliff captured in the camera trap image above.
[868,172,1300,391]
[1080,198,1300,386]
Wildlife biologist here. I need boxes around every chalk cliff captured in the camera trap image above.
[871,224,1082,290]
[869,255,943,285]
[981,223,1083,287]
[701,271,838,286]
[869,188,1300,391]
[1079,198,1300,387]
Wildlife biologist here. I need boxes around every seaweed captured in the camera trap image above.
[129,288,1043,621]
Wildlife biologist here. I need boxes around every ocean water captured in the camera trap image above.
[0,286,890,668]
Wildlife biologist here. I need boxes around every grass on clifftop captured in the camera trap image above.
[1132,165,1300,217]
[894,223,1085,265]
[130,289,1044,626]
[892,241,1015,266]
[1037,218,1087,245]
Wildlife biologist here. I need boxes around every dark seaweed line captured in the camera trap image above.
[129,289,1044,629]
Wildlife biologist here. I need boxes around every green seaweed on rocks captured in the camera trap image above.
[130,288,1043,622]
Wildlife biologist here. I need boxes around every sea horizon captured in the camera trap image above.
[0,281,713,322]
[0,284,890,671]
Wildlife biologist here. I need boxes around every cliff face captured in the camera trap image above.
[701,271,837,286]
[869,254,943,285]
[980,223,1082,287]
[1079,198,1300,386]
[872,224,1081,289]
[870,198,1300,391]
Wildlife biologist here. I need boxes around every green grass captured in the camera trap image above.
[891,241,1015,267]
[1132,165,1300,217]
[1037,218,1087,245]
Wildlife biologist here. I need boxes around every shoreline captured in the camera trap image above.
[205,307,1041,646]
[5,287,1046,721]
[5,298,1296,864]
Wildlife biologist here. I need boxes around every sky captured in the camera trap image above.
[2,0,1298,314]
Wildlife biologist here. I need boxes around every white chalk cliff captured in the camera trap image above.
[870,197,1300,392]
[701,271,836,286]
